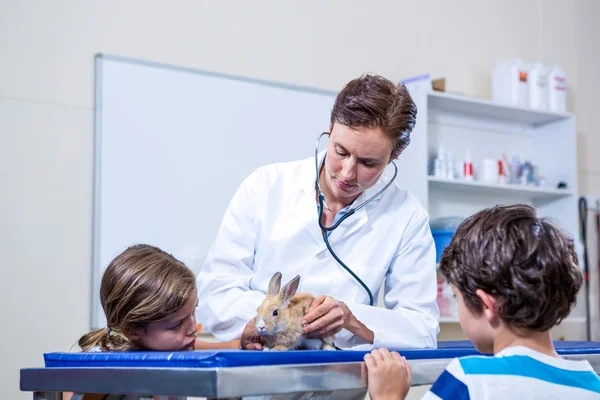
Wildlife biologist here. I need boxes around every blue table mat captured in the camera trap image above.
[43,341,600,368]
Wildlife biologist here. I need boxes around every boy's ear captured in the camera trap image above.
[475,289,499,323]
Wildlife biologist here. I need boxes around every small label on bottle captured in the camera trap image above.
[464,163,473,177]
[519,71,528,83]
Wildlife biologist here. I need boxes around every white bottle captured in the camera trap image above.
[492,58,528,107]
[547,65,567,112]
[433,145,447,179]
[527,62,548,110]
[446,151,455,180]
[517,60,529,108]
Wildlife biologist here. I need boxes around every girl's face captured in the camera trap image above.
[131,288,199,351]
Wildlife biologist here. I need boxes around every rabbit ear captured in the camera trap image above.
[281,275,300,303]
[268,272,282,296]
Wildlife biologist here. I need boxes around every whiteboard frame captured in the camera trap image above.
[91,54,338,329]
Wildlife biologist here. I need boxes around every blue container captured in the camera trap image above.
[431,230,455,263]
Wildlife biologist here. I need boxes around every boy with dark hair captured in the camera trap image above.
[365,204,600,399]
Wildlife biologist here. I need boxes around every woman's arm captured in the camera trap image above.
[303,212,439,350]
[194,339,241,350]
[343,212,439,349]
[196,169,266,341]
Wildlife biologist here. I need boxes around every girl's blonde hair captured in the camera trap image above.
[78,244,196,351]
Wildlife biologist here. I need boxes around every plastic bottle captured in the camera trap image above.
[433,144,447,179]
[527,62,548,110]
[492,58,528,107]
[547,65,567,112]
[510,156,521,184]
[517,61,529,108]
[446,151,455,180]
[498,159,507,184]
[463,149,474,181]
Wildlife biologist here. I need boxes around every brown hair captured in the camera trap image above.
[78,244,196,351]
[439,204,582,331]
[330,75,417,157]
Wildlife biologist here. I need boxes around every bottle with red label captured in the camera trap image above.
[463,149,474,181]
[548,65,567,113]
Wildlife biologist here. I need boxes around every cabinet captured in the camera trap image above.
[402,79,583,337]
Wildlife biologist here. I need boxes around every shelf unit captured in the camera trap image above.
[401,78,577,238]
[427,90,571,126]
[400,78,582,331]
[428,176,573,200]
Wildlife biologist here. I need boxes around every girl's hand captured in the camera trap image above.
[240,317,264,350]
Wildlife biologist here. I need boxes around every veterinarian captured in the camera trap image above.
[196,74,439,350]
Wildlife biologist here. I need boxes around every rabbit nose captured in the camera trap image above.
[256,317,266,332]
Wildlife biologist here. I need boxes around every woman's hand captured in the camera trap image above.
[240,317,264,350]
[302,295,348,338]
[364,348,412,400]
[302,295,374,343]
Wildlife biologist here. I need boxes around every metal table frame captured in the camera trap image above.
[22,362,368,400]
[21,353,600,399]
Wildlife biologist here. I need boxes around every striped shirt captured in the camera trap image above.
[422,346,600,399]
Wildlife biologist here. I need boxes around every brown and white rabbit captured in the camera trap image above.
[255,272,337,351]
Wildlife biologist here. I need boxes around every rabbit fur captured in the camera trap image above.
[255,272,337,351]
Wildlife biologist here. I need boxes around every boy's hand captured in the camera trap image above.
[364,348,412,400]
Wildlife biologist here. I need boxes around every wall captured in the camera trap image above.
[1,1,599,399]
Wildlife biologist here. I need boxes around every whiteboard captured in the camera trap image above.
[92,55,337,328]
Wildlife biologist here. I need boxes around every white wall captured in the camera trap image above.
[574,1,600,194]
[1,1,599,399]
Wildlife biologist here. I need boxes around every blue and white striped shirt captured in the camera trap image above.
[422,346,600,399]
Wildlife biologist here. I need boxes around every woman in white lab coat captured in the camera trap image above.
[197,75,439,350]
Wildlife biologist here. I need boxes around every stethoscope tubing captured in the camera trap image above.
[314,132,398,305]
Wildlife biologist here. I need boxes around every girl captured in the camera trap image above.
[68,244,241,400]
[79,243,241,352]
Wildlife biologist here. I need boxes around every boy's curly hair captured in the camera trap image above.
[440,204,582,331]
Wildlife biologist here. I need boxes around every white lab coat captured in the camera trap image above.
[197,155,440,350]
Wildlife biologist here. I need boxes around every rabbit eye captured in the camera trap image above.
[272,309,279,317]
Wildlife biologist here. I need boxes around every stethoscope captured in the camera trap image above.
[314,132,398,306]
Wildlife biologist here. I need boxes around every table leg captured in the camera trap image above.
[34,392,62,400]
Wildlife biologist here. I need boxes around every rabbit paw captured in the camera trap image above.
[322,343,338,351]
[263,347,271,352]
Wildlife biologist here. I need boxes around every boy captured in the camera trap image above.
[365,204,600,399]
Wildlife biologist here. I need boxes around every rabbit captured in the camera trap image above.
[254,272,338,351]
